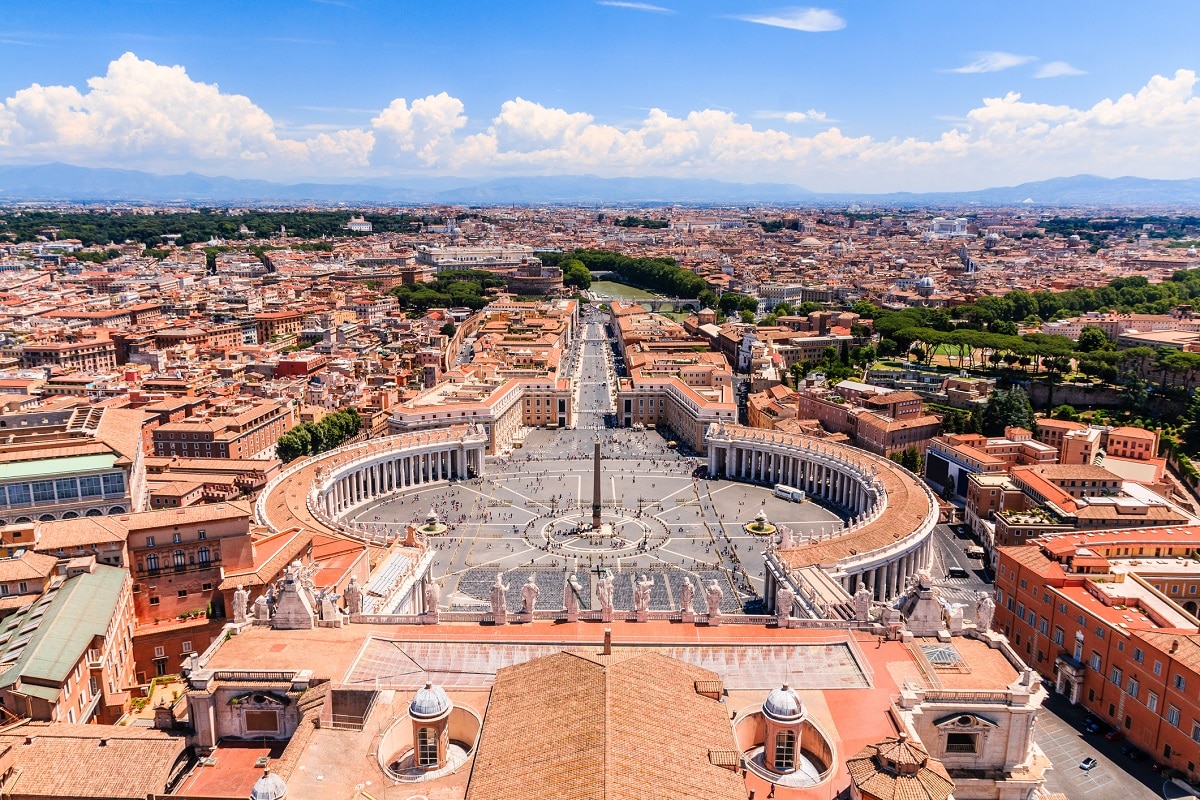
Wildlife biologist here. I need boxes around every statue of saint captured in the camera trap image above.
[233,584,250,623]
[705,580,724,617]
[634,575,654,613]
[775,582,794,618]
[344,575,362,614]
[596,571,615,614]
[778,526,795,551]
[521,574,539,614]
[679,577,696,613]
[490,573,510,618]
[564,573,582,614]
[854,584,872,621]
[974,590,996,632]
[424,579,441,613]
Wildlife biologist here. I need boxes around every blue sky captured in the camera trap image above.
[0,1,1198,191]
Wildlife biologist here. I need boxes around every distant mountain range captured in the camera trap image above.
[1,163,1199,207]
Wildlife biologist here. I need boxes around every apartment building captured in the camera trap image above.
[996,533,1200,778]
[925,428,1058,500]
[0,562,135,724]
[794,380,942,457]
[18,333,117,373]
[151,397,293,460]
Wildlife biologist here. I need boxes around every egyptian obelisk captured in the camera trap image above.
[592,438,603,529]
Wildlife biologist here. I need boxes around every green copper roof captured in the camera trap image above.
[0,565,127,690]
[0,454,117,482]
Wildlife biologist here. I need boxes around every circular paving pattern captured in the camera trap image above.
[345,427,845,614]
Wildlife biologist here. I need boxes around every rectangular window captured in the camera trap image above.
[1110,667,1123,685]
[149,596,159,606]
[5,484,30,506]
[945,732,978,754]
[154,646,165,658]
[1127,677,1139,700]
[1038,617,1049,635]
[1094,627,1105,639]
[1149,692,1159,713]
[1090,653,1102,670]
[1168,706,1181,727]
[182,641,192,653]
[54,478,78,500]
[1193,722,1200,744]
[30,480,54,503]
[1175,674,1187,692]
[17,581,26,593]
[102,473,125,495]
[78,476,101,497]
[145,536,155,548]
[177,590,187,599]
[1154,661,1163,676]
[1133,648,1144,663]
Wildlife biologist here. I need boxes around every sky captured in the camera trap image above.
[0,1,1198,192]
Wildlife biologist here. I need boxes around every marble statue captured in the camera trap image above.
[253,594,270,622]
[854,584,872,621]
[704,579,724,617]
[233,584,250,623]
[521,574,539,614]
[343,575,362,614]
[424,579,440,613]
[596,571,615,614]
[564,573,582,614]
[634,574,654,613]
[679,577,696,613]
[974,590,996,632]
[775,582,794,618]
[490,574,510,618]
[318,590,338,622]
[778,526,794,551]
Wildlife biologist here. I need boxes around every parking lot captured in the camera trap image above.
[1038,694,1167,800]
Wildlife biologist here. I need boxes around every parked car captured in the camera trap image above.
[1084,721,1103,734]
[1104,729,1123,741]
[1080,757,1098,771]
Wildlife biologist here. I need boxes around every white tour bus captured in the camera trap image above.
[773,484,806,503]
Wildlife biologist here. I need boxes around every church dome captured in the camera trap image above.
[918,276,935,289]
[250,770,287,800]
[762,684,805,722]
[410,682,452,720]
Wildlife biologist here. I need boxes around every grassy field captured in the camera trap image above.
[589,280,655,300]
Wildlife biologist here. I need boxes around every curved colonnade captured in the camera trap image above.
[254,425,488,544]
[704,423,938,607]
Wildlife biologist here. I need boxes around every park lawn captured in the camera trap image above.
[589,280,655,300]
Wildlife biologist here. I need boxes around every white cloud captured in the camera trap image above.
[0,52,372,174]
[756,109,830,123]
[949,51,1037,74]
[1035,61,1087,78]
[3,54,1200,192]
[735,7,845,32]
[596,1,674,13]
[370,92,467,166]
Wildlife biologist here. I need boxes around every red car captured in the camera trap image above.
[1104,729,1123,741]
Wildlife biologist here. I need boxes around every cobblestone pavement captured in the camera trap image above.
[350,309,844,612]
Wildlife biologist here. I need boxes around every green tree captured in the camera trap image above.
[1051,404,1080,421]
[979,387,1034,436]
[439,322,456,337]
[1076,326,1111,353]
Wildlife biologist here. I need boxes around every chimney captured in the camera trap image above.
[602,627,612,655]
[98,738,108,747]
[1172,639,1180,654]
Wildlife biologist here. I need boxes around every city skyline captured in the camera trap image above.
[0,1,1198,192]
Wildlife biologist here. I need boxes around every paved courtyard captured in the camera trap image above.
[349,309,843,613]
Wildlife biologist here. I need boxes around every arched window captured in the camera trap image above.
[173,550,186,567]
[416,727,438,767]
[774,730,796,772]
[198,547,210,564]
[146,553,159,571]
